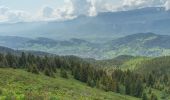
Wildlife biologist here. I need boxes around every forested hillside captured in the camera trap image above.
[0,52,169,99]
[0,33,170,59]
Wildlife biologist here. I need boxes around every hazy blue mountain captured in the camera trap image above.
[20,37,101,59]
[104,33,170,58]
[0,33,170,59]
[0,45,51,56]
[107,33,170,49]
[0,7,170,39]
[0,36,31,48]
[0,46,17,54]
[144,35,170,49]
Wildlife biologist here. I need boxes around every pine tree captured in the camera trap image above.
[27,64,39,74]
[44,68,55,77]
[87,77,95,87]
[147,74,154,87]
[6,53,15,67]
[163,74,168,85]
[142,93,148,100]
[134,79,143,97]
[60,68,68,79]
[19,52,27,68]
[125,77,131,95]
[150,93,158,100]
[31,64,39,74]
[0,53,8,67]
[80,64,88,82]
[115,82,120,93]
[73,66,80,80]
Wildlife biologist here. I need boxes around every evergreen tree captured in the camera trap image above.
[142,93,148,100]
[125,77,131,95]
[134,79,143,97]
[60,68,68,79]
[6,53,17,68]
[0,53,8,67]
[87,77,95,87]
[44,68,55,77]
[31,64,39,74]
[73,66,81,80]
[19,52,27,68]
[115,82,120,93]
[147,74,154,87]
[80,63,88,82]
[150,93,158,100]
[163,74,168,85]
[27,63,39,74]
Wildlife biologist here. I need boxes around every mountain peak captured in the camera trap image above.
[127,32,157,37]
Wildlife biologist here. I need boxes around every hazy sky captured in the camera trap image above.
[0,0,64,12]
[0,0,169,23]
[0,0,120,12]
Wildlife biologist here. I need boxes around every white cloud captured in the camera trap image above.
[42,6,54,18]
[71,0,91,15]
[0,6,9,15]
[6,11,30,22]
[87,0,121,16]
[121,0,168,10]
[0,6,30,23]
[0,0,170,23]
[36,3,75,21]
[0,6,9,22]
[42,0,170,21]
[89,4,97,16]
[35,0,94,21]
[62,0,117,17]
[164,0,170,10]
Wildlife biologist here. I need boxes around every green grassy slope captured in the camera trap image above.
[120,57,151,70]
[0,68,139,100]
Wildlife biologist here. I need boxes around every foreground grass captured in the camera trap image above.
[0,68,139,100]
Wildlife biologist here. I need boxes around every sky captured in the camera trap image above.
[0,0,64,12]
[0,0,169,23]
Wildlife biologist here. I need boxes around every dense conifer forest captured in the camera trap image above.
[0,52,169,99]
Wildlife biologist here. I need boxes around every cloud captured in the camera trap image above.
[164,0,170,10]
[0,6,9,15]
[70,0,91,15]
[0,0,170,23]
[61,0,117,17]
[36,4,75,21]
[36,0,95,21]
[42,6,54,18]
[6,11,30,22]
[0,6,30,23]
[121,0,168,10]
[39,0,170,21]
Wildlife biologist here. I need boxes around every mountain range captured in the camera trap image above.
[0,33,169,59]
[0,7,170,40]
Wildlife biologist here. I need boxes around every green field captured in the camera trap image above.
[0,68,139,100]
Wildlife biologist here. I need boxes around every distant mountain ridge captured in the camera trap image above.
[0,45,51,56]
[0,7,170,39]
[108,33,170,49]
[0,33,170,59]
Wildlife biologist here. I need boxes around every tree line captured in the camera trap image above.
[0,52,169,99]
